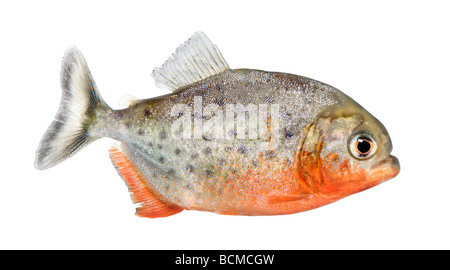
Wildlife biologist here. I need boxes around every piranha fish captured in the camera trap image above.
[35,32,400,218]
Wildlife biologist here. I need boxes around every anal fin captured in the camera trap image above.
[109,145,183,218]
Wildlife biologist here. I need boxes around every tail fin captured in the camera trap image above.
[35,46,109,170]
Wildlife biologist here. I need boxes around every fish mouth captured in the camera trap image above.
[368,155,400,183]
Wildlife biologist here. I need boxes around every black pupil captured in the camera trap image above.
[357,139,372,155]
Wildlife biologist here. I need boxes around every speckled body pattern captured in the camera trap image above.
[36,33,399,217]
[94,69,352,215]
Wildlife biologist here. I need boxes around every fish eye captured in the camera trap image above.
[349,133,377,160]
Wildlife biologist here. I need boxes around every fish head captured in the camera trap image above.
[300,98,400,198]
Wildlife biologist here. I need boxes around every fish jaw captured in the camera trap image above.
[315,153,399,202]
[365,155,400,187]
[229,155,400,216]
[293,118,400,205]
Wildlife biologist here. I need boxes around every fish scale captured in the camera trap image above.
[35,32,399,218]
[107,70,341,210]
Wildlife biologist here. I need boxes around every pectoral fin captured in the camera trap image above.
[267,193,313,204]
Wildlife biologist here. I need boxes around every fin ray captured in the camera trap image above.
[35,46,108,170]
[151,32,230,91]
[109,145,183,218]
[267,193,313,204]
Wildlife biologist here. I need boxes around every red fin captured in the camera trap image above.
[267,193,313,204]
[109,146,183,218]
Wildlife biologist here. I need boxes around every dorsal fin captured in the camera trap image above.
[151,32,230,91]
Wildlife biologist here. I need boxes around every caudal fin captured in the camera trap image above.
[35,46,109,170]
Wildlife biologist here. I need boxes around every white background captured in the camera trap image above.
[1,1,449,249]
